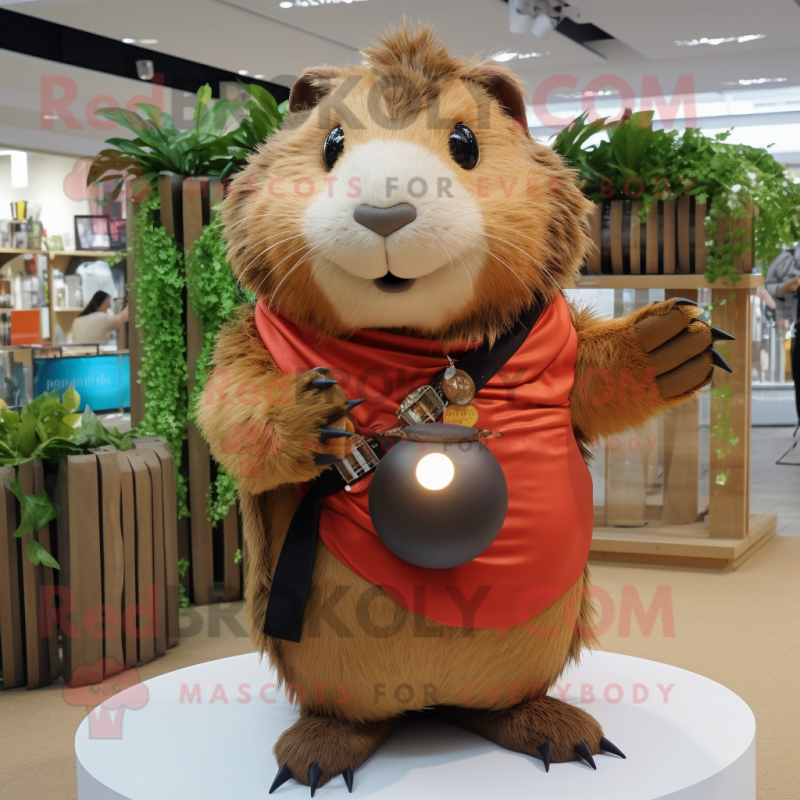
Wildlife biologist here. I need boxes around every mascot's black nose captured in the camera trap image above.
[353,203,416,237]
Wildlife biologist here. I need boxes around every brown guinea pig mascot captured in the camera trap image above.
[198,24,732,794]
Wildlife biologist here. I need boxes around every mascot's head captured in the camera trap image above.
[224,24,592,342]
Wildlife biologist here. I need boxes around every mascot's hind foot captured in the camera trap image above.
[270,714,402,795]
[437,695,625,772]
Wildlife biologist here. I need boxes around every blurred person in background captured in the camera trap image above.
[765,245,800,422]
[71,290,128,346]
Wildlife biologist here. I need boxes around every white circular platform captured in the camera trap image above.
[75,651,755,800]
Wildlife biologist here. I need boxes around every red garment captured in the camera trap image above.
[255,294,593,629]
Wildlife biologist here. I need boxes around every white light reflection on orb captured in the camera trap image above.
[415,453,454,491]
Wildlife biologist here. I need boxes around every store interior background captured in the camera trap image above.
[0,1,798,799]
[2,0,800,417]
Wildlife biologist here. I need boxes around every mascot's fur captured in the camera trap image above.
[198,25,727,791]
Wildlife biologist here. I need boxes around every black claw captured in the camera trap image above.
[310,378,338,390]
[599,737,626,759]
[319,427,351,441]
[269,765,294,794]
[309,762,322,797]
[711,348,733,373]
[314,453,343,466]
[346,398,366,411]
[710,325,735,341]
[672,298,698,307]
[539,742,551,773]
[574,742,597,770]
[342,767,354,792]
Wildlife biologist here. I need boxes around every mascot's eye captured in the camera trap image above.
[323,126,345,170]
[449,123,480,170]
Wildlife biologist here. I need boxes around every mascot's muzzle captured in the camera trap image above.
[341,423,509,569]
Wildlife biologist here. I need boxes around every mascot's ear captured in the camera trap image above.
[464,63,530,135]
[288,66,346,113]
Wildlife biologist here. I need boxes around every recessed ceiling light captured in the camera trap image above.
[676,34,766,46]
[140,38,158,44]
[722,77,788,86]
[238,69,249,75]
[121,38,136,44]
[491,51,549,62]
[279,0,368,6]
[554,88,619,100]
[254,74,266,79]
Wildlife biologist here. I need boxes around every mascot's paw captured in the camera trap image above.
[297,367,364,468]
[438,695,625,771]
[270,714,400,795]
[634,298,734,399]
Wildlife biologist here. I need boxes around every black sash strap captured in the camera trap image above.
[453,302,543,393]
[263,301,544,642]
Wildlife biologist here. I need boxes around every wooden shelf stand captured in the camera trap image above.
[578,271,777,570]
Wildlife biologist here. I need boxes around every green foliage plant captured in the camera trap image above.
[87,83,287,199]
[552,111,800,283]
[186,215,240,523]
[132,194,190,517]
[0,387,132,567]
[178,557,191,608]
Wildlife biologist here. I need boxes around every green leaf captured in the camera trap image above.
[18,409,38,458]
[26,537,40,565]
[62,385,80,414]
[30,437,84,463]
[194,84,213,133]
[9,478,58,538]
[95,107,149,132]
[136,102,174,130]
[26,538,60,569]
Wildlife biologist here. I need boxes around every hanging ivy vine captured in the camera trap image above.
[132,193,190,517]
[186,214,241,523]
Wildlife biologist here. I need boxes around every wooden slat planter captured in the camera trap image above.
[584,198,752,276]
[0,441,179,690]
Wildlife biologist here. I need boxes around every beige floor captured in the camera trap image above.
[2,426,799,799]
[2,536,798,800]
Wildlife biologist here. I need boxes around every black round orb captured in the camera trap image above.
[448,122,480,170]
[369,424,508,569]
[323,126,345,170]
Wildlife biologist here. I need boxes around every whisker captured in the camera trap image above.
[453,251,475,296]
[268,245,326,311]
[239,232,310,279]
[438,241,474,296]
[469,243,534,298]
[479,231,560,296]
[259,235,337,299]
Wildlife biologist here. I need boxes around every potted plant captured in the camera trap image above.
[0,389,179,689]
[87,83,287,606]
[552,110,800,282]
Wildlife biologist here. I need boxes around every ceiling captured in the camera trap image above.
[4,0,799,91]
[1,0,800,157]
